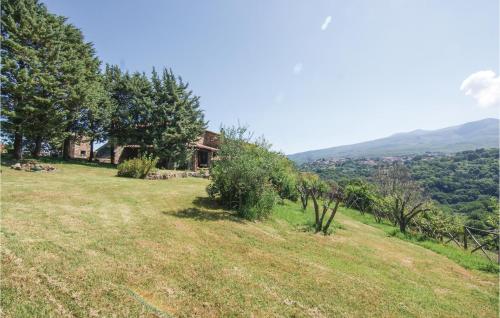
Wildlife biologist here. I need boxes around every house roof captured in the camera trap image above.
[194,143,218,152]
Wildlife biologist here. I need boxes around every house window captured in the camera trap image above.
[80,150,87,157]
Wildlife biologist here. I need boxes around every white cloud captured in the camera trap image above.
[293,63,303,75]
[460,70,500,108]
[321,16,332,31]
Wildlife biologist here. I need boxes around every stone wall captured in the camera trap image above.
[197,130,220,148]
[69,139,91,159]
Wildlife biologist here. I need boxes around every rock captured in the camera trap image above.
[11,162,55,172]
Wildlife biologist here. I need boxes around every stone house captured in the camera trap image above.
[191,130,219,170]
[87,130,220,171]
[68,138,92,159]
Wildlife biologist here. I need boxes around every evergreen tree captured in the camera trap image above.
[1,0,54,159]
[81,75,112,161]
[1,0,101,159]
[105,66,205,167]
[57,20,101,159]
[25,11,71,157]
[122,72,155,149]
[104,67,154,163]
[149,68,206,168]
[103,64,123,164]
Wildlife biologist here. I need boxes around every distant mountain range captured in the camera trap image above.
[288,118,499,164]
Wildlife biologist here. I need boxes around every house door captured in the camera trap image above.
[198,150,209,167]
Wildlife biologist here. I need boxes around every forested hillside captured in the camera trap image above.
[300,148,499,229]
[410,149,498,229]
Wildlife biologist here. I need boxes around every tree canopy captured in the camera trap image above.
[1,0,206,167]
[1,0,102,159]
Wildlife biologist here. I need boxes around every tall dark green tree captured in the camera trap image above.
[149,68,206,168]
[81,75,112,161]
[105,66,205,167]
[1,0,101,159]
[25,11,72,158]
[121,71,155,149]
[1,0,55,159]
[58,20,101,160]
[103,64,123,164]
[105,67,155,163]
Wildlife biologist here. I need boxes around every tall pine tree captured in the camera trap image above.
[1,0,53,159]
[57,20,101,159]
[81,75,112,161]
[1,0,102,159]
[104,66,206,167]
[149,68,206,168]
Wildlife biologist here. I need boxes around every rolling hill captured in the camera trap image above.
[288,118,499,164]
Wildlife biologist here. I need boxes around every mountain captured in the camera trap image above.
[288,118,499,163]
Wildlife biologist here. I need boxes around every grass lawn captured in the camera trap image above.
[1,161,498,317]
[340,209,499,273]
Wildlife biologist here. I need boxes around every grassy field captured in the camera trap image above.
[1,161,498,317]
[340,209,499,273]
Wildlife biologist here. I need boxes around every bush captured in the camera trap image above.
[240,184,277,220]
[207,126,296,220]
[117,154,158,179]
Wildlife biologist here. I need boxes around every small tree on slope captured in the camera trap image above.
[375,163,431,233]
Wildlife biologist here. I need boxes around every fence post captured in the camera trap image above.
[463,226,467,250]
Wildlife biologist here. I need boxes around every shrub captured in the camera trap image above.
[240,184,277,220]
[268,157,299,203]
[207,126,296,220]
[117,154,158,179]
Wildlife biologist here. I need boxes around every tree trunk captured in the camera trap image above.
[399,220,407,233]
[317,204,329,233]
[63,137,71,160]
[323,200,341,235]
[399,210,407,233]
[110,143,115,164]
[238,188,243,211]
[88,139,94,162]
[311,192,320,229]
[300,193,308,210]
[316,201,331,233]
[32,136,42,158]
[13,132,23,160]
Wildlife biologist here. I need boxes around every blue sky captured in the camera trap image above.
[43,0,499,154]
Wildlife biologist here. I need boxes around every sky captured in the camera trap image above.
[43,0,499,154]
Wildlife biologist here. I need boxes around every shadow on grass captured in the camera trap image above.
[192,196,225,210]
[166,208,244,223]
[166,197,244,223]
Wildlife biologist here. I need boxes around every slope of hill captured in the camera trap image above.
[1,162,498,317]
[289,118,499,164]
